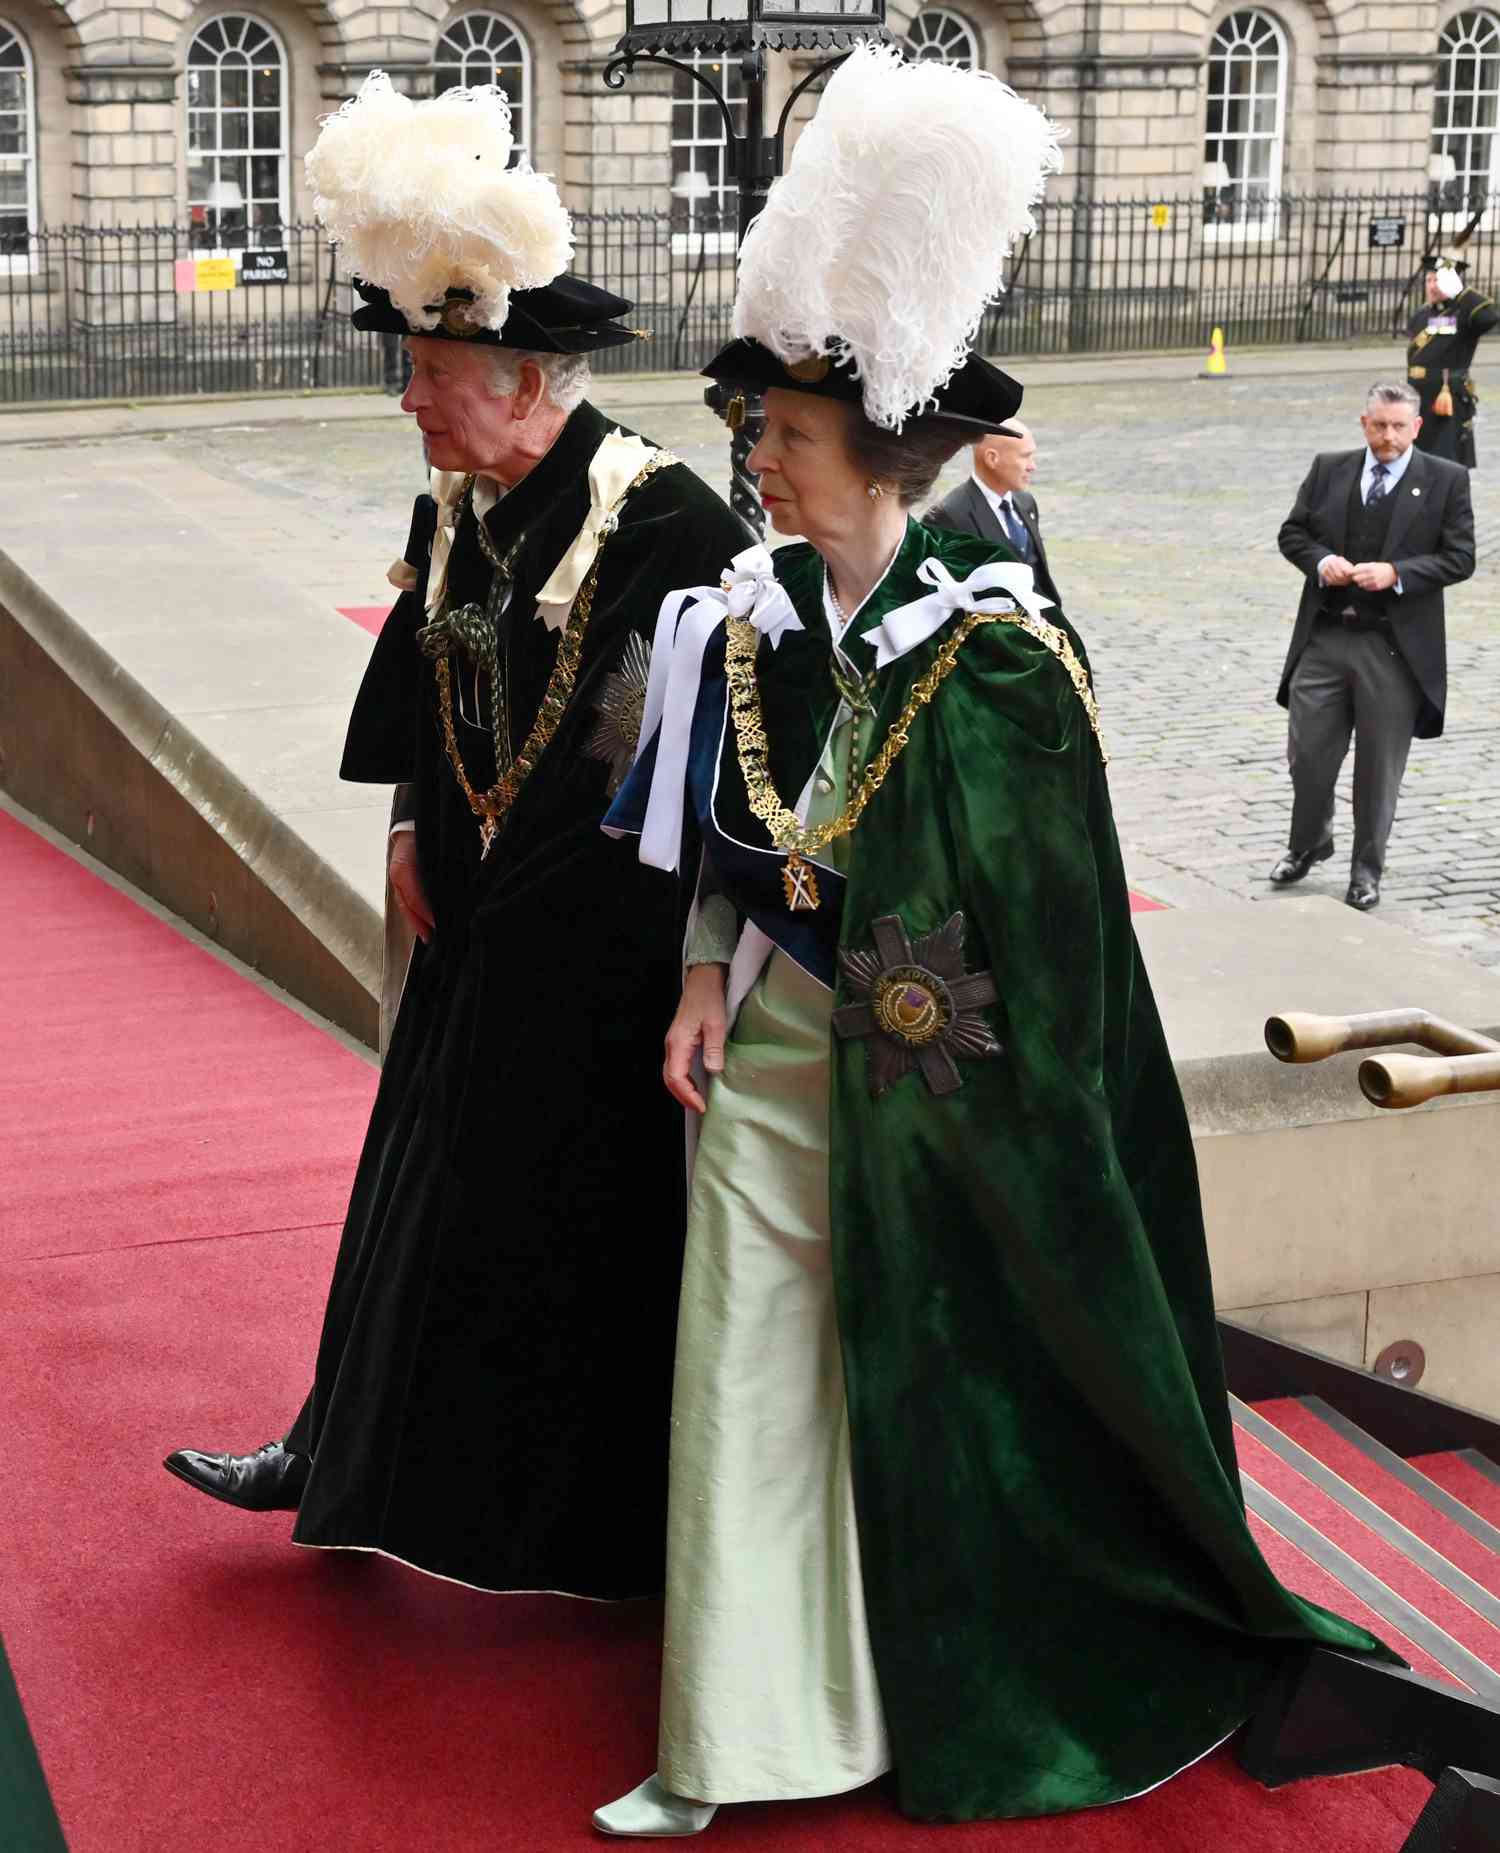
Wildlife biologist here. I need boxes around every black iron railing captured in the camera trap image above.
[0,195,1490,405]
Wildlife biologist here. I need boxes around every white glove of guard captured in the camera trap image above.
[1435,265,1464,301]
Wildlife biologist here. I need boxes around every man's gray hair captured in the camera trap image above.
[1366,381,1420,414]
[483,348,592,414]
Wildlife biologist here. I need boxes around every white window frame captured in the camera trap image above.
[670,51,744,255]
[185,12,290,253]
[0,22,38,276]
[906,7,980,69]
[1203,8,1287,246]
[434,12,532,166]
[1432,9,1500,228]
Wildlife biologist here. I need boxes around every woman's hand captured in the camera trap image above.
[664,964,728,1113]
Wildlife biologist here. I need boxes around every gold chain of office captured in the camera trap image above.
[433,449,678,855]
[724,605,1107,912]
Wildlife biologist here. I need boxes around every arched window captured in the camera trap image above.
[435,13,531,165]
[1204,9,1286,225]
[670,52,746,228]
[907,7,979,69]
[186,15,287,248]
[1432,10,1500,212]
[0,23,36,253]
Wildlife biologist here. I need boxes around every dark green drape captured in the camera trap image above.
[0,1633,67,1851]
[747,523,1398,1821]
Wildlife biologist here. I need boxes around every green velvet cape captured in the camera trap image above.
[661,519,1397,1821]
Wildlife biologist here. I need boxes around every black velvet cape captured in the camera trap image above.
[285,404,748,1596]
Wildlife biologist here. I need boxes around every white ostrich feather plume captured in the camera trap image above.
[304,70,573,336]
[733,44,1062,430]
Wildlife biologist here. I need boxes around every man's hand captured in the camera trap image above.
[388,831,435,944]
[1319,555,1357,587]
[1352,561,1398,593]
[664,963,728,1114]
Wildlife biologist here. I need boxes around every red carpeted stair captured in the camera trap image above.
[5,801,1497,1851]
[1412,1450,1500,1532]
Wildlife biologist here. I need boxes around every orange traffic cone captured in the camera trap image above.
[1198,326,1229,380]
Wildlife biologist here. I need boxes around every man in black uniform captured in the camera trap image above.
[163,76,748,1601]
[1406,250,1498,468]
[1270,381,1474,912]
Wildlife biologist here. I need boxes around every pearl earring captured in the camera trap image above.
[866,479,885,501]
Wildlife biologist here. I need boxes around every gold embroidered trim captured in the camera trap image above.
[433,448,679,852]
[997,610,1109,763]
[725,603,1107,894]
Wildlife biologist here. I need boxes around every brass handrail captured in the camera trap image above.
[1264,1009,1500,1110]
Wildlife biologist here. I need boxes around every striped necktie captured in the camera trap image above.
[1366,462,1390,506]
[999,496,1033,559]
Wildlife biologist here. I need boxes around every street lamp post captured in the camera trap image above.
[604,0,889,534]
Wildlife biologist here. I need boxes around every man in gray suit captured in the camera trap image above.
[924,420,1061,609]
[1272,381,1474,911]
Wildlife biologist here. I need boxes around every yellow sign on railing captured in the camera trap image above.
[1150,203,1171,231]
[173,257,238,293]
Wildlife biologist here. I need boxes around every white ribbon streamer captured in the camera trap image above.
[864,557,1055,669]
[614,547,802,870]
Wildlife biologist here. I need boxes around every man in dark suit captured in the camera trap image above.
[924,420,1061,608]
[1272,381,1474,910]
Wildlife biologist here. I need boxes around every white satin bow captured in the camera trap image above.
[863,556,1055,669]
[619,548,802,871]
[720,544,804,644]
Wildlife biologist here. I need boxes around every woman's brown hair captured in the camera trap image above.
[842,407,973,508]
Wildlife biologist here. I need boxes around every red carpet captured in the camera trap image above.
[1256,1399,1500,1598]
[1413,1452,1500,1531]
[336,603,394,637]
[1235,1430,1500,1667]
[0,806,1433,1850]
[1243,1512,1456,1686]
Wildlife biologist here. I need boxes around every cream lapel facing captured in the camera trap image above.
[424,468,471,617]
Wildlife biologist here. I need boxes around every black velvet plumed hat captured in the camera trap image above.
[351,276,644,355]
[702,337,1024,439]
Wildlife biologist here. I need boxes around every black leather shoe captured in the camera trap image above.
[162,1439,310,1512]
[1345,879,1380,911]
[1268,840,1334,885]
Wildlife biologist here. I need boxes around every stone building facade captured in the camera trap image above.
[0,0,1495,241]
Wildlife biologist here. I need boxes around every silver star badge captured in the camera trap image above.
[585,631,652,796]
[832,912,1002,1097]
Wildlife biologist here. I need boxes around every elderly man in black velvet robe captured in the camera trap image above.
[162,74,747,1596]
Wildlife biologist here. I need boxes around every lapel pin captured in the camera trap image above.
[1412,486,1421,496]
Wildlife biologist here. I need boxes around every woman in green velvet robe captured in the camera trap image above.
[594,346,1397,1839]
[595,42,1395,1840]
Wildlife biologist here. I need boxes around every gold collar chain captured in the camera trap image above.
[725,604,1107,911]
[726,609,995,911]
[433,449,677,857]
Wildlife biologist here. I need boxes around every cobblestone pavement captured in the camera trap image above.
[138,359,1500,966]
[1024,369,1500,969]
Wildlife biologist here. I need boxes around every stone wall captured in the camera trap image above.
[0,0,1475,227]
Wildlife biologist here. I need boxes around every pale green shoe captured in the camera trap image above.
[592,1774,718,1838]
